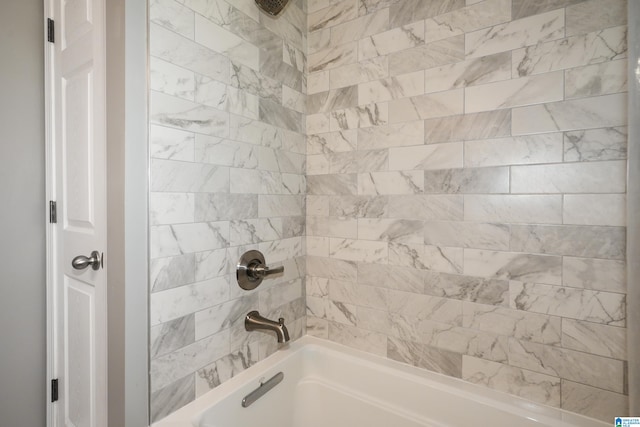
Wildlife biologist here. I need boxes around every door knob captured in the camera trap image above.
[71,251,102,271]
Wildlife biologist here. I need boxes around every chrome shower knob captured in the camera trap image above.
[237,250,284,290]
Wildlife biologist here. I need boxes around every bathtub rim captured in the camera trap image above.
[152,335,608,427]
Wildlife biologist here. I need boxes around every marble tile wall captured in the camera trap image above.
[306,0,629,421]
[148,0,307,421]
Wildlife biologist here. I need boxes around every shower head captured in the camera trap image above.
[255,0,289,16]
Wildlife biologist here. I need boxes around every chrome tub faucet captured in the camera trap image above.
[245,311,290,343]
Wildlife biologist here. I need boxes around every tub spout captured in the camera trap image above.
[245,311,290,343]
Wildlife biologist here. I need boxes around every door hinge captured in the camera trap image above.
[51,379,58,402]
[49,201,57,223]
[47,18,54,43]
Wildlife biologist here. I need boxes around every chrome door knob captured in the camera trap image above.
[71,251,102,271]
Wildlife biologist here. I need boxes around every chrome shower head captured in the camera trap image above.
[255,0,289,16]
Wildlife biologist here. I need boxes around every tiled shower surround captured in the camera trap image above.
[148,0,629,422]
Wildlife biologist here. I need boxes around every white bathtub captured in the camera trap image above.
[153,336,607,427]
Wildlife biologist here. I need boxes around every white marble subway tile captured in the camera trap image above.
[510,0,582,20]
[194,134,257,167]
[464,195,562,225]
[465,9,565,58]
[151,222,229,258]
[194,76,227,111]
[561,319,626,360]
[330,103,389,131]
[307,216,358,239]
[563,194,626,226]
[283,41,306,74]
[308,0,357,32]
[196,15,260,69]
[230,63,282,102]
[389,338,463,378]
[282,85,306,114]
[330,8,388,45]
[329,238,388,263]
[513,26,627,77]
[510,224,626,260]
[150,0,195,39]
[194,193,257,221]
[510,282,626,327]
[565,0,627,37]
[562,257,626,294]
[561,380,629,422]
[329,57,388,90]
[378,288,463,325]
[308,130,357,154]
[358,71,425,105]
[150,277,229,326]
[258,195,304,217]
[464,133,563,167]
[150,125,195,161]
[307,70,330,94]
[512,93,627,135]
[389,89,464,123]
[195,342,260,397]
[462,356,561,407]
[463,302,561,346]
[230,219,282,246]
[423,167,509,194]
[308,28,331,54]
[151,254,196,293]
[465,71,564,113]
[150,315,195,359]
[194,249,228,281]
[358,219,424,244]
[358,121,424,150]
[259,98,304,133]
[150,193,194,225]
[150,23,229,83]
[307,173,357,195]
[307,276,329,298]
[306,113,331,135]
[508,339,625,393]
[306,154,329,175]
[358,0,401,15]
[424,221,510,251]
[151,159,229,193]
[307,196,330,216]
[358,21,425,61]
[150,374,194,421]
[259,237,304,263]
[229,168,260,194]
[150,91,230,137]
[389,35,465,76]
[150,57,195,100]
[307,236,330,257]
[424,110,511,144]
[307,85,358,114]
[564,126,627,162]
[308,41,357,73]
[357,262,425,293]
[328,322,387,356]
[463,250,562,285]
[423,0,510,43]
[388,142,463,171]
[510,160,627,194]
[330,195,388,218]
[307,316,329,338]
[423,52,512,94]
[424,272,509,307]
[565,59,627,100]
[195,295,257,340]
[229,115,296,150]
[420,324,509,363]
[389,0,465,27]
[329,149,387,174]
[225,86,259,119]
[151,330,230,392]
[389,242,463,274]
[358,171,424,195]
[388,195,464,221]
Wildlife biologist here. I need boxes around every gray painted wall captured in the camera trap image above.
[0,1,46,426]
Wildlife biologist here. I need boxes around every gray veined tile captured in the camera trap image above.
[329,57,389,90]
[424,272,509,306]
[150,91,229,137]
[389,89,464,123]
[511,0,583,20]
[308,41,357,73]
[389,35,465,76]
[150,222,230,259]
[150,314,195,359]
[563,126,627,161]
[150,254,195,293]
[563,194,626,227]
[230,218,282,245]
[194,134,258,168]
[358,0,401,16]
[230,63,281,102]
[424,110,511,144]
[358,21,426,61]
[358,171,424,195]
[423,52,512,94]
[424,221,510,251]
[387,195,464,221]
[562,257,626,294]
[308,0,357,32]
[389,337,463,378]
[150,159,229,193]
[150,0,195,39]
[259,45,304,93]
[330,103,389,131]
[328,322,387,356]
[330,238,388,263]
[357,262,425,293]
[423,167,509,194]
[564,59,628,99]
[561,319,626,360]
[560,380,629,422]
[358,218,424,244]
[423,0,510,43]
[150,192,194,225]
[330,8,389,45]
[195,295,258,340]
[308,130,357,154]
[464,133,563,168]
[358,121,424,150]
[258,195,304,217]
[510,282,626,327]
[463,250,562,286]
[512,93,627,135]
[389,0,465,27]
[195,14,260,70]
[150,125,195,161]
[508,338,625,393]
[195,248,228,281]
[358,71,425,105]
[389,142,463,171]
[389,243,463,274]
[509,224,626,260]
[195,343,260,397]
[150,57,196,101]
[464,195,562,225]
[330,195,388,218]
[565,0,627,37]
[150,23,230,83]
[259,98,304,133]
[150,374,195,423]
[307,85,358,114]
[513,26,627,77]
[465,9,565,59]
[462,356,560,407]
[307,174,357,195]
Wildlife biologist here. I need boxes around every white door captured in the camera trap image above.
[47,0,108,425]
